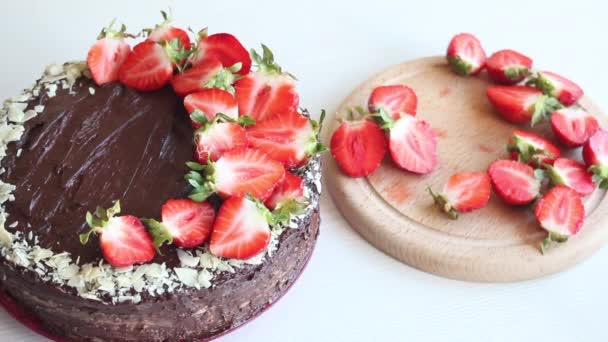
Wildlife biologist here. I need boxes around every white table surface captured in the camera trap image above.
[1,0,607,341]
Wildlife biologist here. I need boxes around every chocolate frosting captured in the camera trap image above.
[2,78,193,264]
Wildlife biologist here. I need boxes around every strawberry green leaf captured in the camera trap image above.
[237,115,256,127]
[447,55,473,76]
[190,110,210,125]
[504,66,530,81]
[142,218,173,254]
[428,187,459,220]
[186,161,205,171]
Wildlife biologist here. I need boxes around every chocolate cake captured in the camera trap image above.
[0,59,321,340]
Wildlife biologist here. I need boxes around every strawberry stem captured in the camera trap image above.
[250,44,296,79]
[80,200,121,244]
[141,218,173,254]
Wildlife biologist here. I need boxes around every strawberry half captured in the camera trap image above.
[446,33,486,76]
[507,129,560,167]
[368,85,418,119]
[192,113,252,164]
[330,115,387,178]
[534,185,585,254]
[486,85,562,125]
[265,171,305,211]
[184,88,238,129]
[186,148,285,201]
[485,49,532,84]
[247,110,326,168]
[235,45,299,121]
[550,108,599,148]
[190,31,252,75]
[171,58,239,97]
[145,11,191,50]
[80,201,155,267]
[87,21,131,86]
[583,129,608,188]
[143,199,215,249]
[375,110,437,174]
[210,196,271,259]
[527,71,584,106]
[119,41,178,91]
[429,172,491,219]
[545,158,595,196]
[488,159,541,205]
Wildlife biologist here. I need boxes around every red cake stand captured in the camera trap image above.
[0,247,315,342]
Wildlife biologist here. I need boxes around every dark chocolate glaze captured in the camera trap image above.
[1,78,193,264]
[0,75,321,341]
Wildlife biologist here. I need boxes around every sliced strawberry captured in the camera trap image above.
[488,159,540,205]
[186,148,285,201]
[375,111,437,174]
[184,88,238,129]
[368,85,418,118]
[235,45,299,121]
[246,111,325,168]
[118,41,175,91]
[194,117,248,164]
[429,172,491,219]
[190,31,251,75]
[160,199,215,248]
[486,85,562,125]
[145,11,191,50]
[486,49,532,84]
[534,185,585,254]
[446,33,486,76]
[87,22,131,86]
[171,59,238,97]
[80,201,155,267]
[527,71,584,106]
[507,129,560,167]
[583,129,608,188]
[550,108,599,147]
[210,196,271,259]
[265,171,305,211]
[545,158,595,196]
[330,116,387,178]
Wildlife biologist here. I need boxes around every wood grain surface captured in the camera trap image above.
[324,56,608,282]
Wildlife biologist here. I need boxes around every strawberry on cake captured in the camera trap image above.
[0,12,323,342]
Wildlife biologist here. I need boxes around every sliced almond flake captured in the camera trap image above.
[8,221,17,228]
[34,105,44,113]
[88,87,96,95]
[58,264,79,280]
[45,83,58,98]
[16,149,22,157]
[177,249,200,268]
[44,64,63,77]
[197,269,212,289]
[174,268,198,287]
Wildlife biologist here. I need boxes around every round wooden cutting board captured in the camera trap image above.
[324,56,608,282]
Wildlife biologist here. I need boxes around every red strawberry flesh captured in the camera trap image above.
[486,49,532,84]
[368,85,418,118]
[330,119,387,178]
[100,215,155,267]
[265,171,305,211]
[534,185,584,253]
[195,121,248,164]
[507,129,560,166]
[161,199,215,248]
[488,159,540,205]
[184,88,238,128]
[546,158,595,196]
[430,172,491,219]
[210,196,271,259]
[119,41,174,91]
[388,115,437,174]
[193,33,251,75]
[551,108,599,147]
[446,33,486,76]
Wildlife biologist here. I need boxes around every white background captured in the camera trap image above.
[1,0,607,341]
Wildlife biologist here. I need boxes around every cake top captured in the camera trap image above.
[0,11,324,304]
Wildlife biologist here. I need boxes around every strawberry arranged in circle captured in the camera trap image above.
[119,41,177,91]
[171,59,239,97]
[235,45,299,121]
[80,201,155,267]
[376,110,437,174]
[330,115,387,178]
[550,108,599,148]
[507,129,560,167]
[428,171,491,219]
[87,21,131,86]
[143,199,216,249]
[583,129,608,188]
[145,11,191,50]
[368,85,418,119]
[534,185,585,254]
[184,88,238,129]
[186,148,285,201]
[192,114,250,164]
[265,171,305,211]
[545,158,595,196]
[190,30,252,75]
[527,71,584,106]
[446,33,486,76]
[246,110,325,168]
[485,49,532,84]
[486,85,562,125]
[210,196,271,259]
[488,159,541,205]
